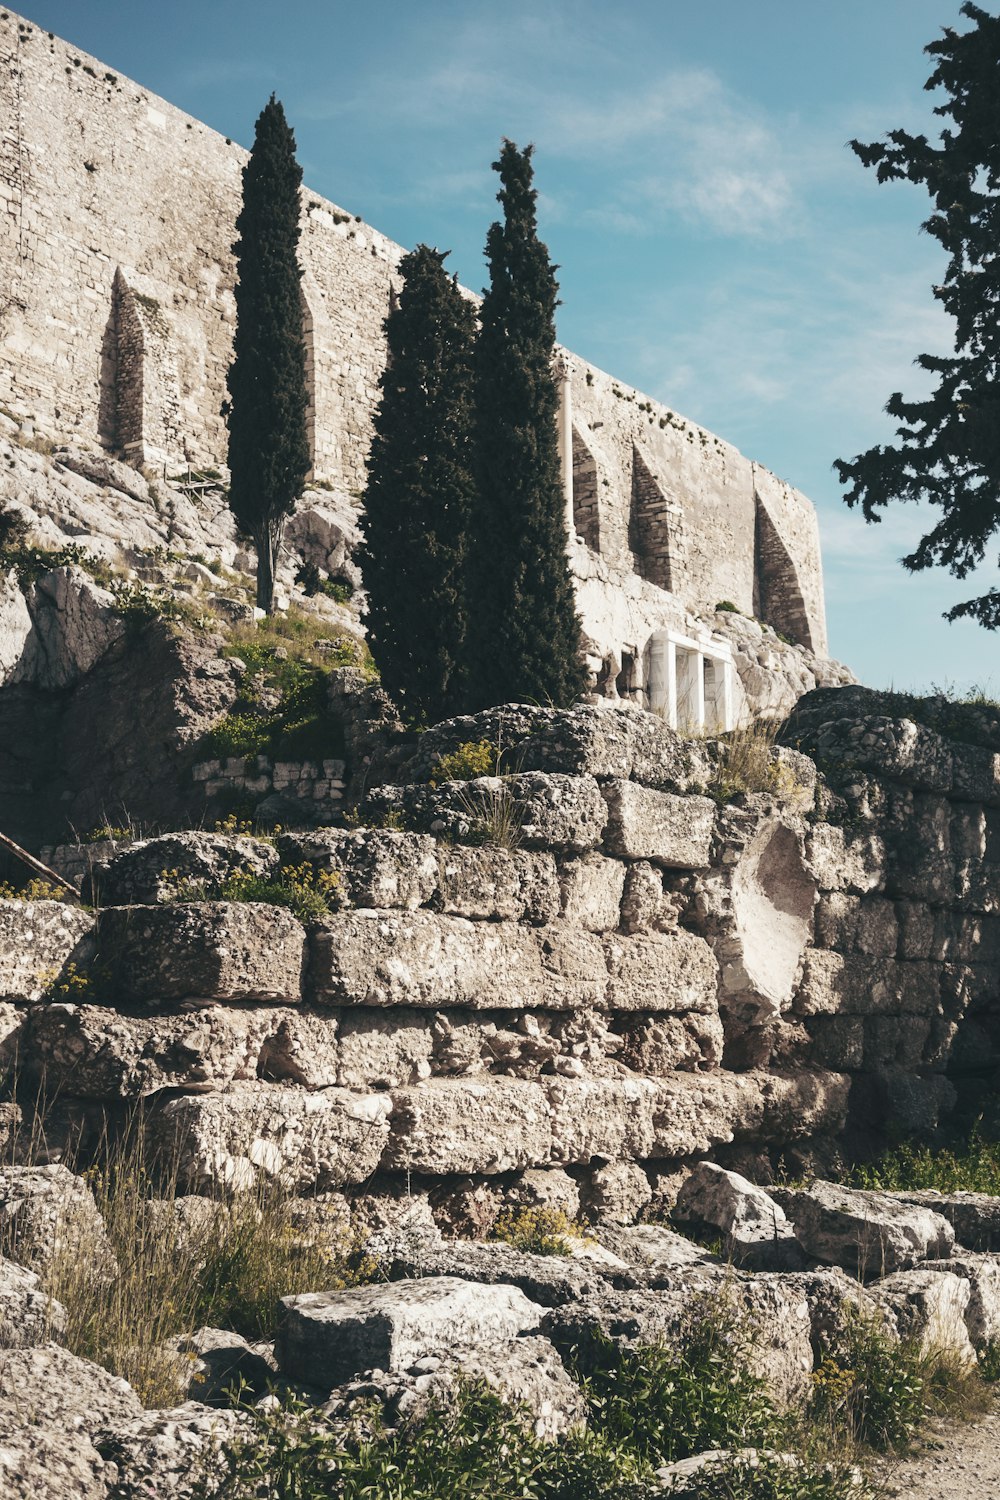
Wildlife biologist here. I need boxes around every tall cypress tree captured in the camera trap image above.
[466,140,587,711]
[226,96,310,615]
[360,245,476,724]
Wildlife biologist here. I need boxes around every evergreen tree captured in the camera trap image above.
[359,246,476,724]
[466,140,587,709]
[226,96,310,614]
[835,4,1000,627]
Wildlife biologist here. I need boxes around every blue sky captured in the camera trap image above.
[14,0,997,693]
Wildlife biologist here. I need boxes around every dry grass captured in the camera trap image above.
[708,718,802,803]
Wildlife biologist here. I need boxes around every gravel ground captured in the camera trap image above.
[877,1400,1000,1499]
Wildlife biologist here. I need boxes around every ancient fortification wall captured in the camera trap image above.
[0,8,828,663]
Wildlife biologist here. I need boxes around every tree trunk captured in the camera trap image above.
[255,524,282,614]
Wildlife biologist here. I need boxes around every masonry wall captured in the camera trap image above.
[0,7,828,656]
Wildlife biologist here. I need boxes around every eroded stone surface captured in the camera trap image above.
[0,1164,116,1281]
[601,781,716,866]
[85,831,278,907]
[0,900,94,1004]
[784,1180,954,1276]
[0,1256,65,1348]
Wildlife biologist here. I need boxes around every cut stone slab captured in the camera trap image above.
[388,1239,618,1308]
[886,1191,1000,1252]
[0,1163,117,1282]
[436,845,560,923]
[0,1256,65,1347]
[277,828,439,910]
[923,1255,1000,1346]
[149,1084,391,1193]
[385,1078,552,1174]
[581,1161,652,1225]
[0,899,95,1003]
[603,929,719,1012]
[84,831,279,906]
[784,1179,954,1276]
[100,901,307,1005]
[873,1268,975,1363]
[277,1275,542,1388]
[601,781,716,867]
[309,910,606,1010]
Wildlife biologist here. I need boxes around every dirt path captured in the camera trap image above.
[877,1399,1000,1498]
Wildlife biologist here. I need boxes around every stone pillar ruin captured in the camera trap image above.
[554,354,576,547]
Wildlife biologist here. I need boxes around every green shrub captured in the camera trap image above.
[428,738,498,784]
[660,1452,860,1499]
[489,1207,582,1257]
[714,600,741,614]
[809,1314,924,1451]
[164,861,342,924]
[847,1127,1000,1196]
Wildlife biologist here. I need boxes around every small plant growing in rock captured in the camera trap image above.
[809,1313,924,1451]
[428,738,498,784]
[163,861,342,924]
[489,1206,582,1257]
[0,877,71,902]
[42,962,94,1002]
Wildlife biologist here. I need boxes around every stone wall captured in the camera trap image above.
[4,693,996,1218]
[0,8,829,661]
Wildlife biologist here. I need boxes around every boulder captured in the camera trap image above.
[593,1224,722,1280]
[167,1326,276,1405]
[601,781,716,867]
[84,831,279,906]
[308,911,607,1011]
[873,1268,975,1363]
[99,901,306,1005]
[674,1163,795,1265]
[277,1276,542,1387]
[783,1180,954,1276]
[506,1168,581,1221]
[0,1340,141,1436]
[0,900,94,1003]
[149,1084,391,1193]
[923,1255,1000,1347]
[0,1163,116,1281]
[277,828,438,910]
[0,1428,109,1500]
[0,1255,66,1347]
[96,1402,245,1500]
[886,1190,1000,1252]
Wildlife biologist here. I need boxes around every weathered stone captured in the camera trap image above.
[546,1076,658,1164]
[150,1084,391,1193]
[309,911,606,1010]
[100,901,306,1005]
[277,1276,542,1388]
[601,781,716,866]
[618,1012,725,1073]
[603,929,719,1013]
[167,1326,276,1405]
[619,860,682,934]
[385,1079,552,1174]
[593,1223,720,1278]
[0,1163,116,1281]
[0,899,94,1003]
[506,1168,581,1221]
[784,1180,954,1276]
[336,1009,433,1088]
[558,854,626,931]
[0,1340,141,1438]
[794,951,940,1017]
[0,1427,108,1500]
[389,1238,618,1307]
[873,1268,975,1362]
[648,1070,850,1159]
[674,1163,789,1248]
[84,831,279,906]
[0,1255,65,1347]
[97,1402,245,1500]
[278,828,438,909]
[26,1002,341,1097]
[580,1161,652,1224]
[923,1255,1000,1346]
[813,893,899,957]
[804,825,886,895]
[886,1191,1000,1252]
[436,845,560,923]
[371,773,608,854]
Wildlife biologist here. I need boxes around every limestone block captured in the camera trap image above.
[506,1168,581,1220]
[951,741,1000,805]
[794,951,939,1017]
[784,1180,954,1275]
[593,1223,720,1277]
[804,825,886,894]
[150,1084,391,1193]
[813,893,898,957]
[803,1016,864,1071]
[558,854,626,931]
[27,1002,341,1097]
[390,1236,616,1307]
[873,1269,974,1363]
[100,902,307,1005]
[923,1255,1000,1346]
[648,1070,849,1160]
[505,772,609,852]
[277,1276,542,1387]
[674,1163,790,1248]
[0,1164,117,1282]
[618,1012,725,1073]
[277,829,438,910]
[545,1077,658,1164]
[619,861,681,934]
[884,795,954,905]
[601,781,715,866]
[0,900,95,1004]
[337,1009,434,1089]
[580,1162,652,1225]
[372,773,608,854]
[386,1078,552,1174]
[0,1257,66,1348]
[309,911,607,1010]
[436,845,560,923]
[885,1191,1000,1252]
[603,929,718,1013]
[167,1326,277,1407]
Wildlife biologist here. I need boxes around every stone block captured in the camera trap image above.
[885,1191,1000,1252]
[794,951,939,1017]
[385,1078,551,1174]
[545,1077,658,1164]
[99,902,307,1005]
[337,1009,434,1089]
[805,826,886,894]
[277,1276,542,1388]
[648,1070,849,1160]
[619,861,681,934]
[84,831,278,906]
[601,781,716,866]
[506,1168,581,1221]
[580,1161,652,1225]
[603,929,719,1013]
[873,1269,975,1363]
[0,900,94,1004]
[150,1084,391,1193]
[618,1012,725,1073]
[308,911,607,1010]
[923,1255,1000,1346]
[0,1257,66,1348]
[674,1162,790,1248]
[813,893,898,957]
[436,845,559,923]
[0,1164,116,1282]
[784,1180,954,1276]
[277,829,438,910]
[557,854,626,931]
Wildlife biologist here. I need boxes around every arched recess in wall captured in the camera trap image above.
[571,425,601,551]
[99,268,182,469]
[753,495,815,652]
[628,443,674,591]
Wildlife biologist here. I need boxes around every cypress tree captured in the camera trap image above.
[226,96,310,615]
[466,140,587,711]
[359,245,476,724]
